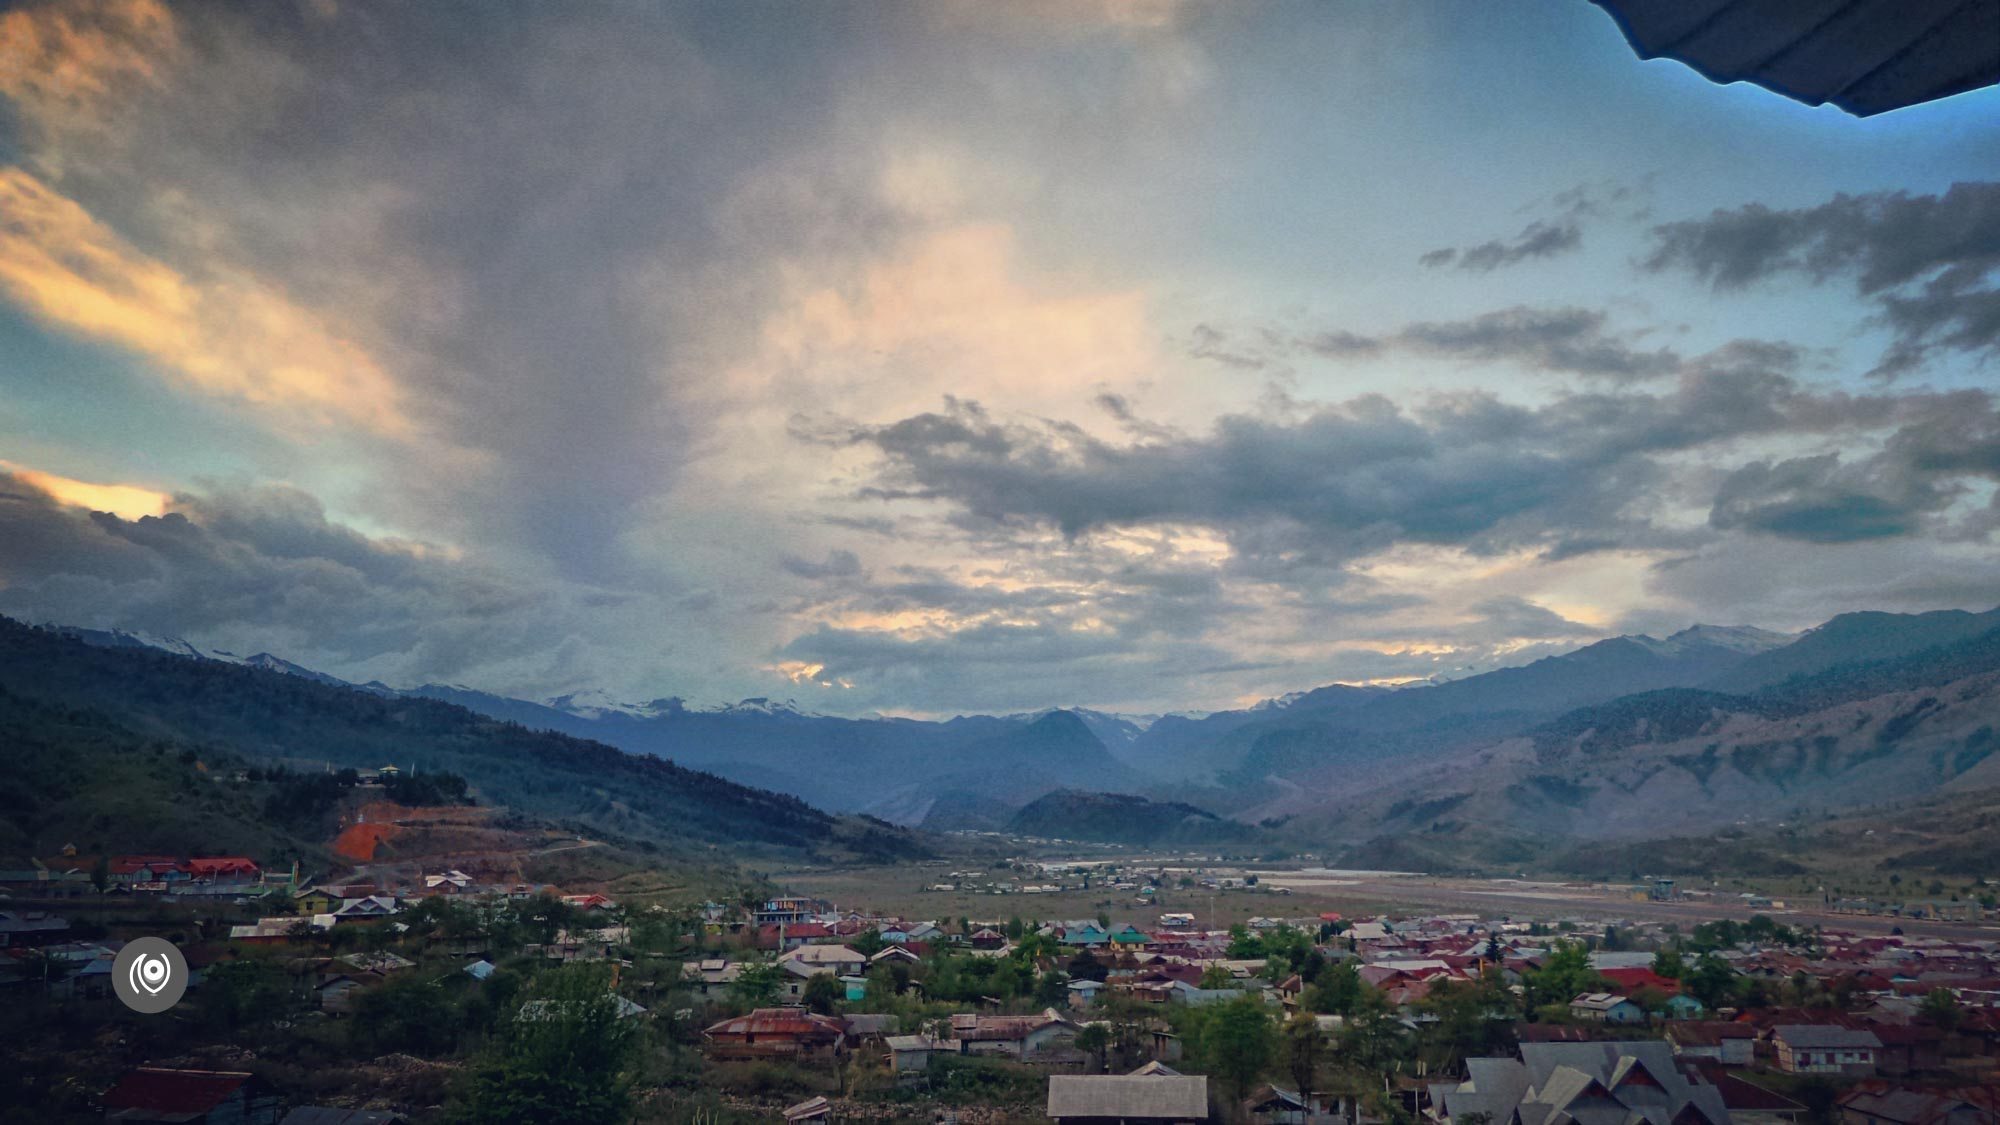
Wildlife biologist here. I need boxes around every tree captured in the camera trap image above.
[1525,940,1602,1010]
[802,972,841,1015]
[1651,946,1686,980]
[1307,959,1362,1015]
[1075,1023,1111,1071]
[1201,964,1236,990]
[1036,969,1071,1008]
[728,961,783,1007]
[1684,953,1737,1011]
[452,966,639,1125]
[1421,974,1515,1064]
[355,974,457,1055]
[90,854,109,894]
[1202,994,1277,1108]
[1284,1013,1322,1108]
[1920,987,1963,1031]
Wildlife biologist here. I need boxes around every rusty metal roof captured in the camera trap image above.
[1591,0,2000,116]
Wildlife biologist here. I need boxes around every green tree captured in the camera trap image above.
[1525,940,1602,1010]
[1036,969,1071,1008]
[1284,1012,1322,1109]
[802,972,841,1015]
[90,854,109,894]
[355,974,457,1055]
[1075,1023,1111,1071]
[1307,960,1362,1015]
[452,966,640,1125]
[1201,964,1236,990]
[728,961,784,1007]
[1202,994,1277,1107]
[1920,987,1962,1031]
[1683,953,1737,1011]
[1651,946,1686,980]
[1421,974,1515,1065]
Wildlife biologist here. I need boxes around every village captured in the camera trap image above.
[8,841,2000,1124]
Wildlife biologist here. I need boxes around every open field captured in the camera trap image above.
[773,857,2000,941]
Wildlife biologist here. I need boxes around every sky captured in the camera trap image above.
[2,0,2000,717]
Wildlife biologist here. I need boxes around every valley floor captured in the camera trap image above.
[779,859,2000,942]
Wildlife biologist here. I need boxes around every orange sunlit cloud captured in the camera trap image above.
[0,0,176,143]
[0,168,416,438]
[2,459,169,520]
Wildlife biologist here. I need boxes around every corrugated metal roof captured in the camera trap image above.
[1047,1074,1209,1120]
[1591,0,2000,117]
[102,1068,248,1116]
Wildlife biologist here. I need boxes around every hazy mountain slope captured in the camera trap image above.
[863,711,1143,826]
[1128,625,1791,785]
[1005,789,1264,846]
[0,617,920,862]
[1714,608,2000,692]
[1323,620,2000,855]
[0,683,328,861]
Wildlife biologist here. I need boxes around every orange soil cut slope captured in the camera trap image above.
[333,820,399,862]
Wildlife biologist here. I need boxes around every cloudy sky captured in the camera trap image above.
[3,0,1999,716]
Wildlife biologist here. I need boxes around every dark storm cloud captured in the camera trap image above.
[1397,306,1681,380]
[1708,455,1939,542]
[0,469,623,688]
[1190,306,1699,381]
[1643,182,2000,377]
[1420,218,1583,272]
[4,2,934,583]
[780,549,864,580]
[843,372,1998,558]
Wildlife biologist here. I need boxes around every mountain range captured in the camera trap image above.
[35,605,2000,873]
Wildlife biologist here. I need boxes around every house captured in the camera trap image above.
[755,897,817,926]
[782,1096,832,1123]
[869,944,922,967]
[463,959,496,981]
[1691,1066,1806,1124]
[1663,993,1708,1019]
[110,856,189,885]
[781,943,869,977]
[187,857,261,884]
[1062,923,1110,948]
[1244,1083,1353,1124]
[279,1109,408,1125]
[1570,992,1646,1024]
[332,895,400,919]
[561,893,616,912]
[887,1033,956,1074]
[1109,924,1151,947]
[969,927,1008,949]
[317,975,367,1015]
[230,916,333,943]
[702,1007,848,1061]
[680,958,744,999]
[340,951,415,975]
[293,886,339,915]
[423,870,473,894]
[1047,1073,1210,1123]
[1837,1086,1995,1125]
[952,1008,1082,1061]
[1669,1022,1757,1067]
[101,1068,281,1124]
[1773,1025,1881,1076]
[518,995,647,1021]
[1069,978,1108,1008]
[0,910,71,948]
[1434,1041,1732,1125]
